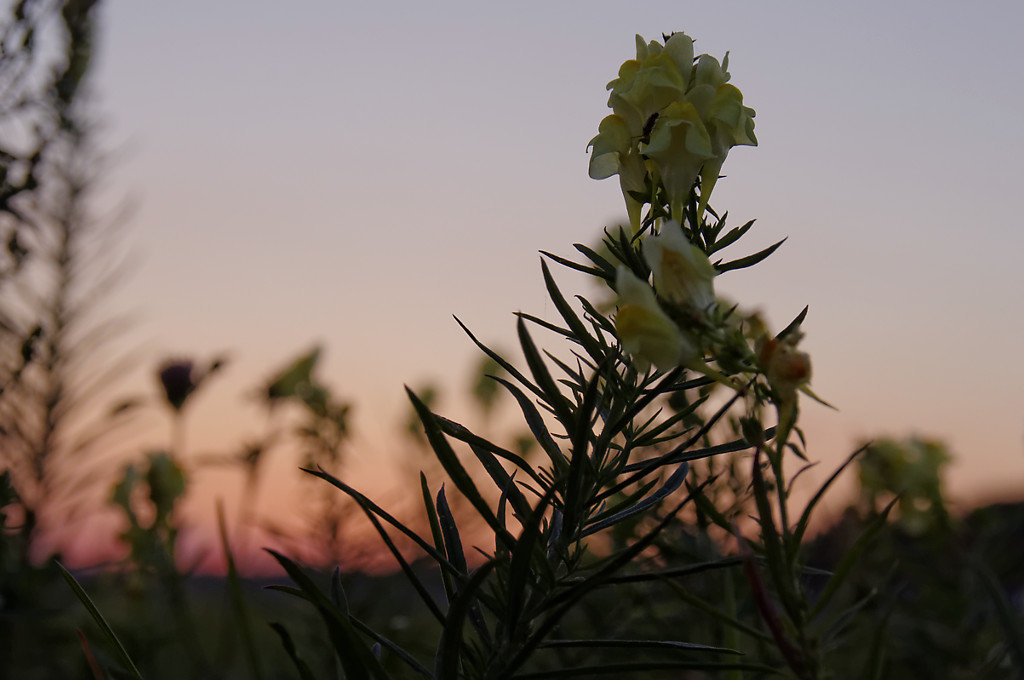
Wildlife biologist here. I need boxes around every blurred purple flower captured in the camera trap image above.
[158,360,196,412]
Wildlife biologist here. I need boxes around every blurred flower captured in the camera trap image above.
[158,360,196,412]
[614,267,696,371]
[756,335,812,400]
[157,355,227,412]
[642,222,716,313]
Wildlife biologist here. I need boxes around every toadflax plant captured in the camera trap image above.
[64,30,882,680]
[267,30,884,680]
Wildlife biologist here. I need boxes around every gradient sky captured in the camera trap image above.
[84,0,1024,544]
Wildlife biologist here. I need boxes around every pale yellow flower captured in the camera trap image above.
[606,34,693,138]
[640,101,713,222]
[642,220,716,312]
[614,267,696,371]
[588,114,648,232]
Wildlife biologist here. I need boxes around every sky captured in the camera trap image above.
[76,0,1024,559]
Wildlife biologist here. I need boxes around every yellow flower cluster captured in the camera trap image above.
[589,33,756,228]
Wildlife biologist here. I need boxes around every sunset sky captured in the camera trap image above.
[80,0,1024,556]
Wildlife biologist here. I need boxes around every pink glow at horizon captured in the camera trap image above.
[55,0,1024,568]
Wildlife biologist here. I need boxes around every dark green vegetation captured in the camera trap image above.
[4,474,1024,679]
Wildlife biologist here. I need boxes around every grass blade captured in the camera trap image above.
[56,561,144,680]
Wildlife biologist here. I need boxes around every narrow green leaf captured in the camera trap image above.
[517,318,574,428]
[572,243,616,277]
[709,218,755,254]
[347,616,433,679]
[777,305,808,340]
[216,503,265,680]
[435,485,491,645]
[269,622,317,680]
[541,259,604,362]
[407,387,514,549]
[623,432,766,473]
[330,567,349,615]
[435,561,497,680]
[306,467,455,568]
[715,237,786,273]
[607,557,745,584]
[514,312,573,341]
[510,661,779,678]
[57,562,144,680]
[304,469,448,623]
[464,440,534,522]
[582,461,688,536]
[507,487,558,637]
[662,577,773,643]
[421,474,456,605]
[455,316,545,402]
[792,446,867,546]
[436,485,468,576]
[575,295,617,336]
[538,638,739,654]
[492,376,566,473]
[538,249,609,280]
[267,550,391,680]
[436,415,544,488]
[810,498,897,619]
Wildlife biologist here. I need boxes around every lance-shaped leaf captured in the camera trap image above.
[437,415,544,489]
[306,467,449,623]
[510,661,780,679]
[434,561,497,680]
[267,550,391,680]
[573,242,616,278]
[269,623,317,680]
[714,237,786,273]
[560,368,603,540]
[583,461,689,536]
[464,440,534,522]
[492,375,567,473]
[810,498,898,619]
[709,218,756,254]
[436,485,492,645]
[57,562,144,680]
[538,638,739,654]
[506,486,560,638]
[792,446,866,547]
[517,317,574,428]
[407,387,514,549]
[539,249,609,280]
[540,258,605,363]
[421,474,457,605]
[216,503,265,680]
[508,487,708,676]
[455,316,545,401]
